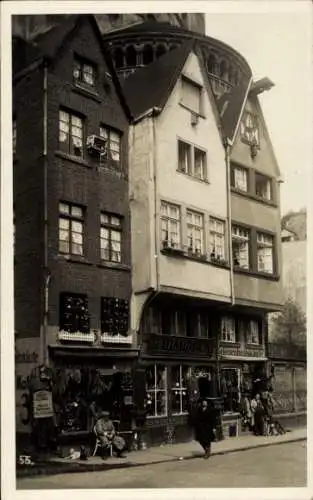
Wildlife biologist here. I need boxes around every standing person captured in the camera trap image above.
[94,411,126,458]
[194,399,217,459]
[251,393,265,436]
[240,392,253,432]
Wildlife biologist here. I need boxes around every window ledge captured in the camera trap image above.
[55,150,92,168]
[179,102,205,119]
[233,267,280,281]
[231,187,277,208]
[176,169,210,185]
[72,83,101,102]
[58,254,93,266]
[98,261,130,272]
[220,341,240,346]
[161,249,230,269]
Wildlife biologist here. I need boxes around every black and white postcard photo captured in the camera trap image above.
[1,2,312,500]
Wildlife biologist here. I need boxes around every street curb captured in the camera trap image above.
[16,436,306,479]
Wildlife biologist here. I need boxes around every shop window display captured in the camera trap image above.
[221,368,240,413]
[171,365,189,415]
[145,365,167,417]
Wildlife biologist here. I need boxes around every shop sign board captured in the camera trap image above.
[33,390,54,419]
[220,345,266,359]
[145,334,215,358]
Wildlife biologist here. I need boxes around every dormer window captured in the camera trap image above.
[181,76,202,115]
[73,57,96,87]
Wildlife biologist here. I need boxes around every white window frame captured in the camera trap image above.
[59,202,84,256]
[161,202,181,249]
[247,319,260,345]
[209,218,226,260]
[59,110,84,157]
[187,210,204,255]
[255,173,272,201]
[232,225,250,269]
[232,166,248,192]
[178,140,207,181]
[100,126,121,165]
[73,57,96,87]
[171,365,190,415]
[257,232,274,274]
[146,365,168,418]
[221,316,236,343]
[100,213,122,263]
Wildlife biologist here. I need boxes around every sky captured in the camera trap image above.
[205,8,312,215]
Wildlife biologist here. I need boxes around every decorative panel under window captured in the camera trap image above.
[60,294,89,333]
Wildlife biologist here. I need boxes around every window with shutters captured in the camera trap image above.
[59,293,90,333]
[100,297,129,336]
[181,76,202,114]
[232,225,250,269]
[257,232,274,274]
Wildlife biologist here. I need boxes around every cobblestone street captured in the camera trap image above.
[18,441,306,489]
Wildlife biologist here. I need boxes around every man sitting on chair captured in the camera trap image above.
[95,411,126,458]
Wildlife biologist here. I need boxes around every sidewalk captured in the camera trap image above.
[17,427,306,478]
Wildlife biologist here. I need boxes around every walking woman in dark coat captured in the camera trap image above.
[194,399,217,459]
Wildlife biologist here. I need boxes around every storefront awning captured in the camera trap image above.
[49,345,140,360]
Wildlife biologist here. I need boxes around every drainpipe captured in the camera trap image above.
[225,137,235,307]
[42,62,50,365]
[152,113,160,292]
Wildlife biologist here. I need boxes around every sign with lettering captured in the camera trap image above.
[145,334,215,358]
[15,337,40,433]
[220,345,266,359]
[33,390,54,419]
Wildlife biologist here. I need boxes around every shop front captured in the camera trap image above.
[139,333,218,446]
[219,343,268,437]
[48,346,140,450]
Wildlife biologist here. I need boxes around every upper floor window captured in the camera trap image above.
[232,225,250,269]
[100,213,122,263]
[181,76,202,115]
[231,165,248,192]
[59,110,83,157]
[101,297,129,335]
[161,201,181,249]
[255,173,272,201]
[221,316,236,343]
[247,319,260,344]
[178,140,207,181]
[100,126,121,166]
[59,202,84,256]
[187,311,210,338]
[187,210,204,255]
[240,111,259,146]
[145,365,167,417]
[209,218,226,260]
[73,57,96,87]
[257,232,274,274]
[13,118,16,154]
[171,365,189,415]
[59,293,89,333]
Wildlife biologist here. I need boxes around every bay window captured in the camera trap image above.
[145,365,167,417]
[171,365,189,415]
